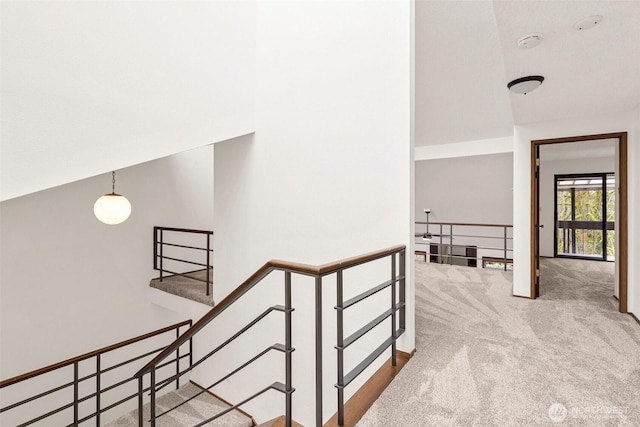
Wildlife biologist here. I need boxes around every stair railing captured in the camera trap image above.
[0,320,192,427]
[134,244,406,427]
[153,226,214,296]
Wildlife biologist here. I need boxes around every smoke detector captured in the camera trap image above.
[517,33,543,49]
[573,15,602,31]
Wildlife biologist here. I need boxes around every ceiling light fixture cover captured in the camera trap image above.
[94,171,131,225]
[507,75,544,95]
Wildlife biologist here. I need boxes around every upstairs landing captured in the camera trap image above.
[150,269,214,307]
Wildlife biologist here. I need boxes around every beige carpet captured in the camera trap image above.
[105,382,252,427]
[357,259,640,426]
[150,269,214,306]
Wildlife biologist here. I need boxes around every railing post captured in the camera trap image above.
[439,224,443,264]
[399,250,406,332]
[206,234,211,296]
[159,229,164,282]
[390,254,397,367]
[175,327,181,390]
[73,361,79,426]
[153,227,158,270]
[504,226,508,271]
[285,271,293,427]
[96,355,101,427]
[138,377,144,427]
[150,368,156,427]
[336,270,344,426]
[449,225,454,265]
[315,275,323,427]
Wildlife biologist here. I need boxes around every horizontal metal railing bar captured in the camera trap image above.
[415,233,513,241]
[157,268,210,284]
[1,380,74,413]
[338,277,403,310]
[191,383,289,427]
[152,367,192,395]
[158,242,214,251]
[340,331,402,389]
[416,221,513,228]
[426,253,513,262]
[1,346,178,414]
[0,320,191,389]
[72,389,139,426]
[417,243,513,252]
[158,255,210,268]
[338,303,404,350]
[136,245,406,377]
[157,344,290,419]
[155,226,214,235]
[557,220,615,230]
[190,305,284,372]
[17,401,75,427]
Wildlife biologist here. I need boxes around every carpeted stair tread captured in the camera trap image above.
[150,268,214,306]
[105,382,252,427]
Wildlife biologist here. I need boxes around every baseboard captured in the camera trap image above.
[323,349,414,427]
[190,380,258,426]
[512,294,535,300]
[629,312,640,326]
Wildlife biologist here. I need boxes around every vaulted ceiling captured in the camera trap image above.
[415,0,640,146]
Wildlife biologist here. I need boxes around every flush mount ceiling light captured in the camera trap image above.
[94,171,131,225]
[507,75,544,95]
[573,15,602,31]
[517,33,543,49]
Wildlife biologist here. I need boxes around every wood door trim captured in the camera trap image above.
[530,132,628,313]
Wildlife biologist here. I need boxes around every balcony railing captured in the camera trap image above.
[415,221,513,271]
[153,226,214,296]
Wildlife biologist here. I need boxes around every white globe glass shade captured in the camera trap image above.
[94,194,132,225]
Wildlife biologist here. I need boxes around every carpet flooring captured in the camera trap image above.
[104,382,252,427]
[150,269,214,306]
[357,259,640,426]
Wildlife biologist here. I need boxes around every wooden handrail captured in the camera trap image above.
[134,245,406,378]
[0,320,192,389]
[416,221,513,228]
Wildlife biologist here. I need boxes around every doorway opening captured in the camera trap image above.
[531,132,627,313]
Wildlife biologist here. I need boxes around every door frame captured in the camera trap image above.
[530,132,628,313]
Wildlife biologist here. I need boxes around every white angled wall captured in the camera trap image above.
[0,1,255,201]
[212,2,414,425]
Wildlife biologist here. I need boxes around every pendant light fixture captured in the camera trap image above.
[94,171,131,225]
[507,75,544,95]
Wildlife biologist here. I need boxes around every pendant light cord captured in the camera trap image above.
[112,171,116,194]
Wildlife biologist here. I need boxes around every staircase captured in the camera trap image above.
[105,383,253,427]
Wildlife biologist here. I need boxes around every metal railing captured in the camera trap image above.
[0,320,192,427]
[415,221,513,271]
[135,245,406,427]
[154,226,214,296]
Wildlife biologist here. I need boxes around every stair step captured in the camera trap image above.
[105,382,253,427]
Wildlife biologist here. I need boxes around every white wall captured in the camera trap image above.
[513,111,638,313]
[538,155,615,257]
[211,2,414,425]
[415,136,513,161]
[0,145,214,384]
[0,1,255,201]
